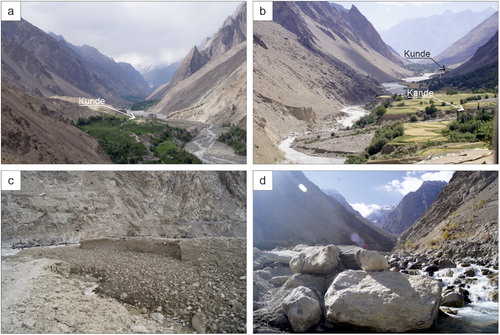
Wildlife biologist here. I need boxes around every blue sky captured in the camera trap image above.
[304,171,454,216]
[335,2,498,31]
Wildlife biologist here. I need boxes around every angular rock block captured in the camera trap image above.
[290,245,340,274]
[324,270,442,332]
[355,249,388,271]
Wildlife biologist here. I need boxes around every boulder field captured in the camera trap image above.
[254,245,445,332]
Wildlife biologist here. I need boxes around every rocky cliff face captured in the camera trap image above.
[343,5,406,67]
[201,3,246,61]
[1,171,246,247]
[254,171,395,251]
[166,46,209,89]
[382,181,447,235]
[400,171,498,259]
[147,3,246,128]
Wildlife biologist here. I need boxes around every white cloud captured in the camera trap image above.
[384,171,454,196]
[351,203,381,217]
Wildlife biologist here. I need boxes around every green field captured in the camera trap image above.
[350,88,496,163]
[155,141,178,156]
[385,91,496,116]
[77,114,201,164]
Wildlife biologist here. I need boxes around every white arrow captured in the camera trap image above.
[433,97,464,111]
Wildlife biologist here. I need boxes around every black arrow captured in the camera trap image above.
[405,57,446,72]
[429,58,446,72]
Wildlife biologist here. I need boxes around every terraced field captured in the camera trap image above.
[384,92,496,116]
[393,121,450,144]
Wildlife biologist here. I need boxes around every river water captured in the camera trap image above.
[278,137,346,164]
[278,106,369,164]
[382,73,438,95]
[338,105,369,128]
[430,264,499,333]
[124,110,169,119]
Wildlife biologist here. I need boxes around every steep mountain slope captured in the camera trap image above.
[1,82,112,164]
[254,171,396,251]
[435,12,498,67]
[166,46,209,89]
[272,2,409,82]
[147,3,246,127]
[322,188,363,217]
[147,6,246,102]
[49,33,150,97]
[382,181,447,235]
[118,62,150,93]
[399,171,498,259]
[381,8,496,56]
[344,5,406,66]
[1,171,246,248]
[445,31,498,77]
[253,1,411,163]
[1,20,126,106]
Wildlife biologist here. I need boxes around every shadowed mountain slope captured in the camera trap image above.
[1,19,128,106]
[254,171,396,251]
[1,81,112,164]
[435,12,498,67]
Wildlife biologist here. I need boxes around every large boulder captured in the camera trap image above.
[284,273,332,296]
[290,245,340,274]
[354,249,388,271]
[324,270,442,332]
[281,286,322,332]
[264,250,298,264]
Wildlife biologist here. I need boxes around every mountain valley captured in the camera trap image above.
[2,3,246,164]
[254,1,498,164]
[254,171,498,333]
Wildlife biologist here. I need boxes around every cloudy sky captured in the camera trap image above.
[336,1,498,31]
[304,171,454,217]
[22,2,242,69]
